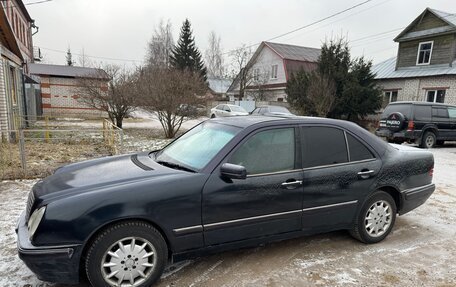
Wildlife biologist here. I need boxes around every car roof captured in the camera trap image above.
[388,101,456,108]
[210,115,350,128]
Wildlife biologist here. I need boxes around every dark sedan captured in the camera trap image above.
[251,105,294,116]
[16,116,435,287]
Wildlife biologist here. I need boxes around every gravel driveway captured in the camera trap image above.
[1,145,455,287]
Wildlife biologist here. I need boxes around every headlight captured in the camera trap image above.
[27,206,46,240]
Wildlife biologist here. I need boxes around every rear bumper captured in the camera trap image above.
[399,183,435,215]
[375,129,419,142]
[15,212,82,284]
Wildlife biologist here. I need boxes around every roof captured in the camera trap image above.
[207,77,232,94]
[28,63,110,79]
[264,42,321,62]
[373,57,456,79]
[14,1,33,22]
[395,8,456,42]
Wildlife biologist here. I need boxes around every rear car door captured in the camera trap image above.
[202,126,303,245]
[431,106,451,140]
[448,107,456,139]
[300,126,382,232]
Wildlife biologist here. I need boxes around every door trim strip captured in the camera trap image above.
[302,200,358,212]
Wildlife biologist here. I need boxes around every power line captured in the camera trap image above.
[221,0,376,55]
[39,46,142,63]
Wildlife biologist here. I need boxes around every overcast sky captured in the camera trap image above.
[27,0,455,69]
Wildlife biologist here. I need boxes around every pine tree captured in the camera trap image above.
[66,48,74,66]
[170,19,207,81]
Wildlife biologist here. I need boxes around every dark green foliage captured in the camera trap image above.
[285,70,315,115]
[286,39,382,120]
[170,19,207,81]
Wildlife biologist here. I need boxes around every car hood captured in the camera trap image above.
[32,152,181,198]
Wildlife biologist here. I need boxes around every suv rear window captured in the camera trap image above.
[414,105,431,121]
[382,104,412,119]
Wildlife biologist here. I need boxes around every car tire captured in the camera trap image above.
[436,140,445,146]
[211,114,216,118]
[85,221,167,287]
[350,191,396,244]
[420,131,436,149]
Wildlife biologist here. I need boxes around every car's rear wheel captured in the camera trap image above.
[85,221,167,287]
[350,191,396,244]
[211,114,216,118]
[420,131,436,149]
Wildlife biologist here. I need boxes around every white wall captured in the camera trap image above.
[250,47,286,85]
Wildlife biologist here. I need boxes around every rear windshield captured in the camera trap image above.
[382,104,412,119]
[269,106,291,113]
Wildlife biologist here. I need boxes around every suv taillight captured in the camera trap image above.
[407,120,415,131]
[429,167,434,177]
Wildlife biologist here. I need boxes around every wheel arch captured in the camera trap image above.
[377,185,402,212]
[79,217,173,279]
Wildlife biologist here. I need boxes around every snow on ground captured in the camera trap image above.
[1,146,455,286]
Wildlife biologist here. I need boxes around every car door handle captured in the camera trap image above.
[281,180,303,189]
[358,170,374,179]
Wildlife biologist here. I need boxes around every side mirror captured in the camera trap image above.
[220,163,247,180]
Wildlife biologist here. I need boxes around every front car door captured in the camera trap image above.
[300,125,382,233]
[202,126,303,245]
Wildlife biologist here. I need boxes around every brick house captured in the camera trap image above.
[29,63,110,117]
[373,8,456,107]
[227,41,320,102]
[0,0,36,137]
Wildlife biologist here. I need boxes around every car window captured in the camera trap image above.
[229,128,295,175]
[347,133,374,162]
[259,108,267,114]
[157,122,240,170]
[216,105,224,110]
[382,104,412,119]
[224,106,231,112]
[432,107,449,118]
[449,107,456,118]
[230,105,246,112]
[303,127,348,168]
[252,108,259,114]
[269,106,291,113]
[414,105,431,121]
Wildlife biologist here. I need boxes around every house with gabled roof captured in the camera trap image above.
[373,8,456,107]
[227,41,320,102]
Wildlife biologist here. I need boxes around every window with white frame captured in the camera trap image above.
[417,41,433,65]
[271,64,278,79]
[253,68,260,81]
[382,90,398,108]
[426,90,445,103]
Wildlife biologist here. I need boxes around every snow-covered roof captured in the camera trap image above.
[29,63,109,79]
[373,57,456,79]
[208,77,232,94]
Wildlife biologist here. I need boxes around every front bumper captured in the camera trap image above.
[399,183,435,215]
[15,212,82,284]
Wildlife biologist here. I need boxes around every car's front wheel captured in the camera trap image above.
[211,114,216,118]
[350,191,396,244]
[85,221,167,287]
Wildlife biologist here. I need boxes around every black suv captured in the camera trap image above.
[376,101,456,148]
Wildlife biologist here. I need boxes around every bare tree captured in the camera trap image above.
[78,48,93,67]
[77,65,137,128]
[306,72,336,117]
[249,66,270,101]
[146,19,174,68]
[137,67,207,138]
[229,44,254,100]
[205,31,225,78]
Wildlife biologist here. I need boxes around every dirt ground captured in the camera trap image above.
[0,145,455,287]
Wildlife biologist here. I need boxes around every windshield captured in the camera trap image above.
[269,106,291,113]
[155,122,241,171]
[229,105,246,112]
